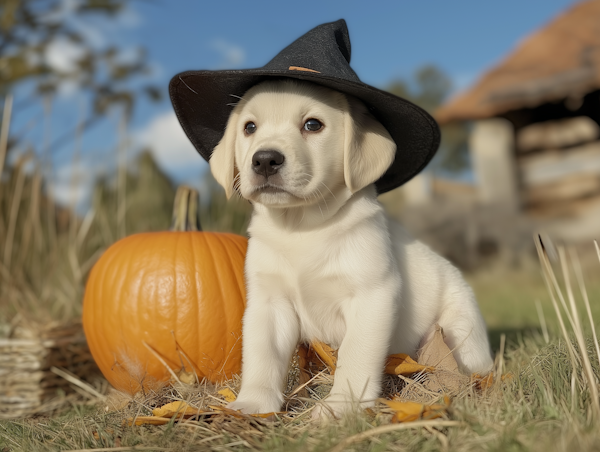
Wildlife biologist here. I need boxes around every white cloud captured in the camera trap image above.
[133,110,206,179]
[49,159,94,209]
[210,39,245,69]
[43,110,206,209]
[44,1,142,51]
[45,38,85,73]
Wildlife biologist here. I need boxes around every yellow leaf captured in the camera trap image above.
[208,405,245,419]
[125,416,171,426]
[218,388,237,402]
[177,369,196,385]
[151,401,203,418]
[385,353,435,375]
[380,397,449,423]
[471,373,494,390]
[471,372,514,391]
[251,411,286,419]
[311,341,337,373]
[209,405,286,419]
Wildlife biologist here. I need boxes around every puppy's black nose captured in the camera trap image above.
[252,150,285,178]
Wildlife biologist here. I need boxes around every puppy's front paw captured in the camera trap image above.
[226,400,268,414]
[226,387,282,414]
[311,402,339,420]
[311,393,370,420]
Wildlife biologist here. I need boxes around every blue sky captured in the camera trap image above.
[12,0,579,205]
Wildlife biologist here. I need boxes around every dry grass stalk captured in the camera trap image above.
[63,447,170,452]
[3,155,31,271]
[328,420,464,452]
[535,235,600,421]
[0,94,13,177]
[117,109,128,239]
[535,236,580,367]
[534,299,550,344]
[569,248,600,372]
[50,366,106,400]
[141,341,183,385]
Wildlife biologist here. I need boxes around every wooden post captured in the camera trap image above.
[470,118,519,210]
[402,172,432,205]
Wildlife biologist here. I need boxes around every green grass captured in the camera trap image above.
[469,260,600,350]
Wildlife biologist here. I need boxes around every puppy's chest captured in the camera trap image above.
[250,233,356,344]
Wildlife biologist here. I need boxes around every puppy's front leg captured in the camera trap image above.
[227,295,299,414]
[315,279,399,419]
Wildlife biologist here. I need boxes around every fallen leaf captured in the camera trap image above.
[471,372,514,391]
[152,401,205,418]
[429,370,469,394]
[471,373,494,391]
[92,428,114,440]
[381,396,450,423]
[253,412,286,419]
[293,342,338,396]
[294,332,471,399]
[218,388,237,402]
[177,369,196,385]
[417,324,458,372]
[296,344,311,398]
[311,341,337,373]
[125,416,172,426]
[209,405,286,419]
[208,406,245,419]
[413,324,471,394]
[385,353,435,375]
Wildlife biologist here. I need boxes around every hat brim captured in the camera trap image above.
[169,69,440,194]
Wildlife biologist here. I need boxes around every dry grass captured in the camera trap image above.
[2,98,600,451]
[2,217,600,451]
[2,329,600,452]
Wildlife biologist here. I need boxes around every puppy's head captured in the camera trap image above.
[210,79,396,207]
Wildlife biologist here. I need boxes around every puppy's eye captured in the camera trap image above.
[244,122,257,135]
[303,119,322,132]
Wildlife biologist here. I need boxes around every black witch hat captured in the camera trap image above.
[169,19,440,194]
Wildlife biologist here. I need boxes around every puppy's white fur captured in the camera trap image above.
[211,80,493,418]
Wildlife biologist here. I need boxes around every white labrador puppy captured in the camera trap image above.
[210,79,493,418]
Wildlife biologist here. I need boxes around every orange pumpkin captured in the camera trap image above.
[83,186,247,394]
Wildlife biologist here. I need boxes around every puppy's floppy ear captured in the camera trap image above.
[210,109,240,199]
[343,97,396,193]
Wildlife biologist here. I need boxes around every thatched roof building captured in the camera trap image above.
[399,1,600,261]
[436,0,600,125]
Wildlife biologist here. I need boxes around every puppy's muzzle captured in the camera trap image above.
[252,150,285,179]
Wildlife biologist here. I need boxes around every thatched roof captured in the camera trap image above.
[436,0,600,124]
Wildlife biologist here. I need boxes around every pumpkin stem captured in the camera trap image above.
[170,185,202,231]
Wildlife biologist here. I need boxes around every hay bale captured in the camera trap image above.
[0,321,98,418]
